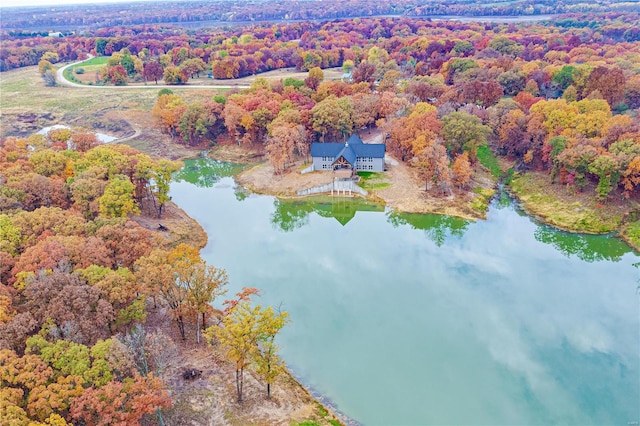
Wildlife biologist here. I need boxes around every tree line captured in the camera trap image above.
[3,0,636,33]
[3,13,640,74]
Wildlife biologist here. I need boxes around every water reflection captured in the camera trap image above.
[388,211,470,246]
[173,157,245,188]
[534,226,633,262]
[271,196,385,231]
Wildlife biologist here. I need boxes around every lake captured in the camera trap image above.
[171,158,639,426]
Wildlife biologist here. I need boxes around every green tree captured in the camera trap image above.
[283,77,305,89]
[150,159,182,218]
[99,175,139,218]
[121,53,135,75]
[310,96,354,141]
[553,65,576,91]
[0,214,22,255]
[441,111,490,159]
[488,36,523,56]
[178,103,212,145]
[588,155,620,199]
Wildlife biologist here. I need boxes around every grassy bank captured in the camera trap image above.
[620,220,640,251]
[509,171,631,234]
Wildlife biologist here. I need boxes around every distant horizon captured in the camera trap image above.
[2,0,153,8]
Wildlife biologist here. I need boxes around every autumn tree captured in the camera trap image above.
[28,149,67,177]
[152,94,187,138]
[134,249,188,339]
[106,65,128,86]
[163,66,188,85]
[351,61,376,87]
[251,305,289,399]
[206,289,288,401]
[584,66,625,107]
[143,61,164,84]
[180,58,207,79]
[386,102,440,162]
[459,80,503,107]
[265,121,308,174]
[38,59,54,75]
[178,261,228,344]
[414,141,452,195]
[69,169,107,219]
[69,373,171,426]
[305,66,324,90]
[70,130,100,153]
[22,270,114,344]
[451,152,473,189]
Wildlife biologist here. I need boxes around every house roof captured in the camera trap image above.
[346,134,363,145]
[334,144,356,165]
[310,143,344,157]
[310,134,385,165]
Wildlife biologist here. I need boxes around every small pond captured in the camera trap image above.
[37,124,118,143]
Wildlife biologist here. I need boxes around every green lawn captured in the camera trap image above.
[64,56,109,84]
[356,171,390,191]
[77,56,109,66]
[476,145,502,178]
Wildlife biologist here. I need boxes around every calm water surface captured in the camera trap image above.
[171,158,639,426]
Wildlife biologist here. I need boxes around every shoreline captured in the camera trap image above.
[225,153,640,251]
[232,155,493,223]
[508,171,640,251]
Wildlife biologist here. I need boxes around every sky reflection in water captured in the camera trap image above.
[171,160,639,426]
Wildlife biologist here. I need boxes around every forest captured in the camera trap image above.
[2,6,640,425]
[0,131,291,424]
[24,13,637,203]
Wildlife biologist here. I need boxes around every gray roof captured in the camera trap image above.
[310,143,344,157]
[334,144,357,165]
[310,134,385,165]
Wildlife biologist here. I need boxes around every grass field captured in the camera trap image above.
[65,56,109,84]
[0,65,229,140]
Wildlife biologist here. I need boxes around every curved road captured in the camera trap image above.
[56,57,250,90]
